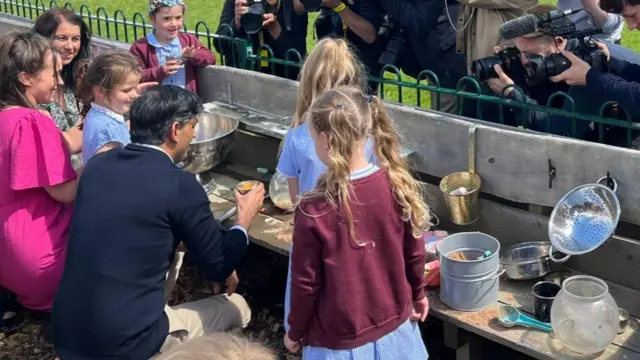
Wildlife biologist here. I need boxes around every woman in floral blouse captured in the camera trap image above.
[33,8,92,155]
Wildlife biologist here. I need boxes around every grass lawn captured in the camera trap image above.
[57,0,640,107]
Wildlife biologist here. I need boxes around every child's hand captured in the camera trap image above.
[181,46,196,59]
[136,82,159,94]
[284,333,301,353]
[410,297,429,322]
[162,60,181,76]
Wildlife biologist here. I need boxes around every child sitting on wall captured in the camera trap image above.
[130,0,215,93]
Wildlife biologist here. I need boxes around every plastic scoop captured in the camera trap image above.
[497,304,552,333]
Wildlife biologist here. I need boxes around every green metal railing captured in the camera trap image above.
[1,0,638,147]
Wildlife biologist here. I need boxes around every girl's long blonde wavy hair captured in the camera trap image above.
[291,37,365,128]
[303,86,431,245]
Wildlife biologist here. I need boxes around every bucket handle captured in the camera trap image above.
[548,245,571,263]
[442,268,506,282]
[596,176,618,193]
[468,123,479,175]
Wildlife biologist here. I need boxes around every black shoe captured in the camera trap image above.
[0,288,25,336]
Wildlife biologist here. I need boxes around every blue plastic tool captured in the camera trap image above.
[497,304,553,333]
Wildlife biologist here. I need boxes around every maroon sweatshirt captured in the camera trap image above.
[287,170,426,350]
[129,33,215,94]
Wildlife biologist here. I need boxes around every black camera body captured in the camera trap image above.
[471,40,606,86]
[241,0,280,35]
[300,0,323,12]
[473,15,607,86]
[472,22,606,87]
[523,40,606,85]
[314,6,345,39]
[378,14,406,68]
[471,47,527,83]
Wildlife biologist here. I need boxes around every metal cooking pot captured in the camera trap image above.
[181,112,239,174]
[500,242,553,280]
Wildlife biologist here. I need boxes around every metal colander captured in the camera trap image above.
[548,177,620,262]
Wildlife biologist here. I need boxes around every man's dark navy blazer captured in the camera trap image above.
[52,144,248,360]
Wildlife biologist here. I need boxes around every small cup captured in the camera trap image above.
[532,281,561,323]
[165,55,183,65]
[618,308,629,334]
[235,180,260,195]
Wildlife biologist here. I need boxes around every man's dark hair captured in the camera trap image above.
[129,85,204,145]
[600,0,640,14]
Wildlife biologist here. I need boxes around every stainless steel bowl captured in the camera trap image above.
[269,171,293,211]
[500,242,553,280]
[181,112,239,174]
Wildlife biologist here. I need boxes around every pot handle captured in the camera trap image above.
[493,268,506,279]
[597,176,618,193]
[548,245,571,263]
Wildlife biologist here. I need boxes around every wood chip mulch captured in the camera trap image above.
[0,245,299,360]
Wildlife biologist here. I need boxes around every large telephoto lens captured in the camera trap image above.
[471,56,503,81]
[241,2,265,35]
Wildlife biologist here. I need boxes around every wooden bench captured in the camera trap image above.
[204,164,640,360]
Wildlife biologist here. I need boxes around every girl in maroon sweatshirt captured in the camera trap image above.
[284,86,431,359]
[129,0,215,94]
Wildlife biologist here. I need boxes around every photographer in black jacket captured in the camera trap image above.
[550,0,640,117]
[215,0,307,80]
[483,4,640,146]
[378,0,467,112]
[294,0,386,93]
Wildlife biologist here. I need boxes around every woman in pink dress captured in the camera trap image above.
[0,31,79,317]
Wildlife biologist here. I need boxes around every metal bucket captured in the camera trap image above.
[440,268,504,311]
[437,232,501,277]
[440,124,482,225]
[438,232,503,311]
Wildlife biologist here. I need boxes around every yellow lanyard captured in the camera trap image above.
[258,1,281,68]
[259,31,268,68]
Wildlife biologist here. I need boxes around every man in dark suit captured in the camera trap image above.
[52,85,265,359]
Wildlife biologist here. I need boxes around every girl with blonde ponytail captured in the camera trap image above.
[284,86,430,359]
[277,37,376,336]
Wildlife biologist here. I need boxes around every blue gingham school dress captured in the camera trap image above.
[302,318,429,360]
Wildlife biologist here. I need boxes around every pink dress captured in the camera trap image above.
[0,107,76,311]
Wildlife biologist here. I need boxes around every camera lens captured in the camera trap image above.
[378,32,406,67]
[524,53,570,81]
[471,56,503,81]
[241,3,265,35]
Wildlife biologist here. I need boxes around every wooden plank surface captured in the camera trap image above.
[197,66,640,225]
[204,163,640,298]
[208,193,292,255]
[496,275,640,355]
[425,289,638,360]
